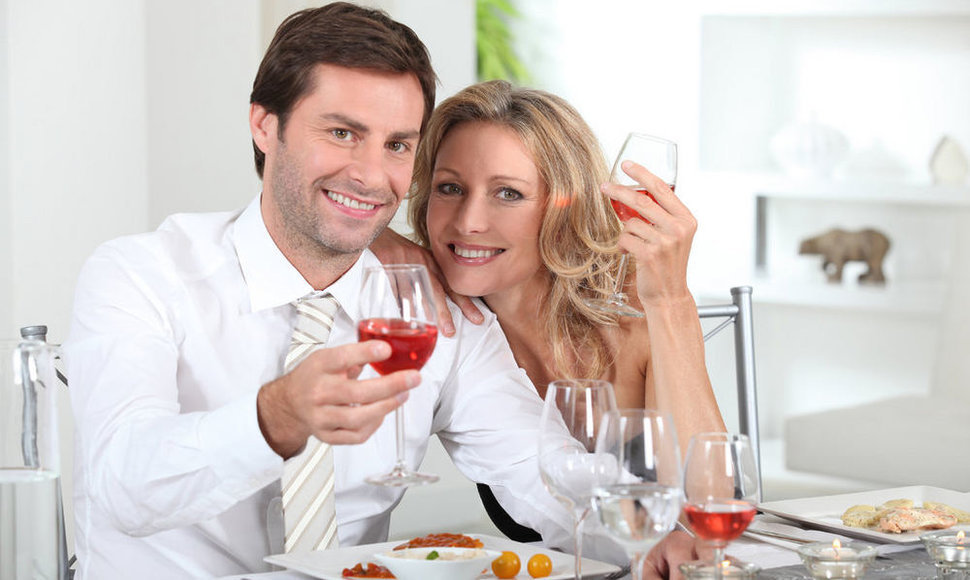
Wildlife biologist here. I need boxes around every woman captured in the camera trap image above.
[375,80,724,538]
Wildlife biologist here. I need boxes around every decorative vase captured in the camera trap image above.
[929,136,969,186]
[770,119,849,178]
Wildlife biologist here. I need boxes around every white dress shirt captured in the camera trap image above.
[65,195,581,579]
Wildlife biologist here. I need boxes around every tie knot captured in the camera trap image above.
[295,292,339,320]
[286,293,341,372]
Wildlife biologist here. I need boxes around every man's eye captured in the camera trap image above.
[332,129,352,140]
[388,141,409,154]
[497,188,523,201]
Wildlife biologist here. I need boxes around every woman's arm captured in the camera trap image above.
[602,161,726,451]
[371,228,484,336]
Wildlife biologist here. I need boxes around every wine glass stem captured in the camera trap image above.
[572,508,589,580]
[713,545,725,580]
[393,408,407,471]
[630,550,647,580]
[612,254,631,298]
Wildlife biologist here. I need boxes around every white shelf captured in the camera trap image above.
[745,276,948,315]
[751,175,970,208]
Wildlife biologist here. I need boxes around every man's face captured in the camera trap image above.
[253,64,425,262]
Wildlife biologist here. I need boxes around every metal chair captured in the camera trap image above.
[697,286,761,500]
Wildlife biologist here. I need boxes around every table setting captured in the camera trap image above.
[216,367,969,580]
[219,265,968,580]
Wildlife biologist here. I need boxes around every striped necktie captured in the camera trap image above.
[282,292,340,552]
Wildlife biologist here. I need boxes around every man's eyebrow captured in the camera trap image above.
[320,113,368,134]
[320,113,419,142]
[389,129,420,142]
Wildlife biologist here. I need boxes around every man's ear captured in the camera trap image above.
[250,102,278,154]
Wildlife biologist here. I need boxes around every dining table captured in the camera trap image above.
[217,514,947,580]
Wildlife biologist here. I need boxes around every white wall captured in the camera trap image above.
[5,0,150,343]
[0,0,11,336]
[145,1,264,227]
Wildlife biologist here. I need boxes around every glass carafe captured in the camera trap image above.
[0,329,65,579]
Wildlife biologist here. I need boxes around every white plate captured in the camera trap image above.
[264,533,621,579]
[758,485,970,544]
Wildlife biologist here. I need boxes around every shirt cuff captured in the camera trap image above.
[198,391,282,494]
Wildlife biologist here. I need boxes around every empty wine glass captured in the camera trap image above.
[682,433,760,580]
[358,264,439,486]
[584,133,678,318]
[592,409,683,580]
[538,379,618,580]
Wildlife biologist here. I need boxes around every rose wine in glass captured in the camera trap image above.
[682,433,760,580]
[585,133,677,318]
[538,379,618,580]
[358,264,439,487]
[592,409,683,580]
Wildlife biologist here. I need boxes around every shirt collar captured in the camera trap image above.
[232,194,378,316]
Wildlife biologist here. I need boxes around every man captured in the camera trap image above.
[66,3,697,578]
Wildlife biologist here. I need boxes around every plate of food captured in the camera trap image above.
[758,485,970,544]
[264,532,622,579]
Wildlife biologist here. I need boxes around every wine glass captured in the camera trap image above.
[592,409,684,580]
[682,433,760,580]
[537,379,618,580]
[358,264,439,486]
[584,132,678,318]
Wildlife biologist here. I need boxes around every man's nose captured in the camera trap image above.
[346,141,387,190]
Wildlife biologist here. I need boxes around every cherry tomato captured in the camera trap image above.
[491,551,521,579]
[527,553,553,578]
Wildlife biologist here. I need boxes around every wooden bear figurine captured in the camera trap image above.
[798,228,891,284]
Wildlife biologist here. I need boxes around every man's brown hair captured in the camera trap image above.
[250,2,437,178]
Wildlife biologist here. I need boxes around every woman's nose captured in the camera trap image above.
[454,195,490,234]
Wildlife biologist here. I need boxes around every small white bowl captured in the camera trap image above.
[373,547,501,580]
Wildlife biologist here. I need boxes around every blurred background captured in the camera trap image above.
[2,0,968,546]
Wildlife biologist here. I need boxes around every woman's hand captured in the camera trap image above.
[601,160,697,309]
[370,228,484,336]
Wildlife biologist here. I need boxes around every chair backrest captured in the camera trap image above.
[696,286,761,500]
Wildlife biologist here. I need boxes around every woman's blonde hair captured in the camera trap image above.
[408,80,623,380]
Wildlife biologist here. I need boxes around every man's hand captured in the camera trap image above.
[641,530,707,580]
[371,228,483,336]
[256,340,421,459]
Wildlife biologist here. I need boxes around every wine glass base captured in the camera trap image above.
[583,295,644,318]
[679,558,760,579]
[366,468,439,487]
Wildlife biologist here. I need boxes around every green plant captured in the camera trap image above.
[476,0,530,83]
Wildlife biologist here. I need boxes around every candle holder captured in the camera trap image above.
[797,540,877,579]
[679,558,761,579]
[921,529,970,577]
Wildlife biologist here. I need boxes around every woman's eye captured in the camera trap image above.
[497,188,523,201]
[435,183,462,196]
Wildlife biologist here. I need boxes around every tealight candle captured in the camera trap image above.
[921,529,970,571]
[679,558,761,579]
[797,539,877,579]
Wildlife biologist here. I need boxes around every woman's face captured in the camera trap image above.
[426,121,547,299]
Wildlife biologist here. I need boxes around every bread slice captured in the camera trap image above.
[841,504,880,528]
[880,498,915,509]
